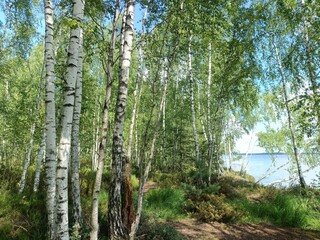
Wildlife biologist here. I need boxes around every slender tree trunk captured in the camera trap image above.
[130,63,169,240]
[90,1,120,239]
[206,43,214,183]
[188,37,200,164]
[56,0,85,238]
[71,26,84,232]
[197,86,207,143]
[127,68,140,160]
[273,39,306,188]
[108,1,135,239]
[33,127,46,192]
[91,99,100,171]
[44,0,57,238]
[301,0,319,124]
[19,62,45,194]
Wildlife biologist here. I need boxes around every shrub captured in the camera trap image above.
[186,193,240,223]
[138,217,187,240]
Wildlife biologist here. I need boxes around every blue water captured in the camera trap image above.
[226,154,320,187]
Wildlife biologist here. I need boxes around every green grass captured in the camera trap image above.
[143,187,187,220]
[230,191,320,229]
[0,187,47,240]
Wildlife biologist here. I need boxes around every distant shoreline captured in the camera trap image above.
[236,152,318,155]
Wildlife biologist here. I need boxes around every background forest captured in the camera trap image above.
[1,0,320,239]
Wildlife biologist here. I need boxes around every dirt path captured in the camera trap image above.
[170,218,320,240]
[143,181,158,193]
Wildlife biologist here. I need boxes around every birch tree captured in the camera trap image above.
[273,39,306,188]
[90,1,120,239]
[188,37,200,164]
[44,0,57,238]
[70,26,84,232]
[56,0,85,238]
[107,0,135,239]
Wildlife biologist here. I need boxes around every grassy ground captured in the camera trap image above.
[0,169,319,239]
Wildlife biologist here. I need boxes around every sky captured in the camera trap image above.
[235,122,266,154]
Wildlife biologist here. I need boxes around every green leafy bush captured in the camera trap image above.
[186,193,240,222]
[138,217,187,240]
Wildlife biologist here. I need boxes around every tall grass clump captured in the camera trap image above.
[237,193,309,227]
[144,188,186,220]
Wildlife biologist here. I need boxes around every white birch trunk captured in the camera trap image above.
[273,39,306,188]
[56,0,85,238]
[71,26,84,232]
[90,1,120,239]
[188,37,200,164]
[108,0,135,239]
[207,43,214,183]
[44,0,57,238]
[19,62,45,194]
[33,127,46,192]
[91,99,100,171]
[130,63,169,240]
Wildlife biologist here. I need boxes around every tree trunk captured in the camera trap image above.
[90,1,120,239]
[19,61,45,194]
[188,37,200,164]
[206,42,214,184]
[71,26,84,232]
[273,39,306,188]
[91,98,100,171]
[44,0,57,238]
[33,127,46,192]
[130,61,170,239]
[301,0,319,124]
[107,0,135,239]
[56,0,85,238]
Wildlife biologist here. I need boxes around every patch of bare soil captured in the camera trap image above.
[170,218,320,240]
[143,181,158,193]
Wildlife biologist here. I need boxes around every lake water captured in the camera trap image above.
[226,154,320,187]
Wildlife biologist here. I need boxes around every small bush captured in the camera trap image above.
[186,193,240,223]
[137,216,187,240]
[152,173,182,187]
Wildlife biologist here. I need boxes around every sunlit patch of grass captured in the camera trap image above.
[231,192,311,228]
[143,188,187,220]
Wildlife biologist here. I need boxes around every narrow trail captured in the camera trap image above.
[170,218,320,240]
[143,181,158,193]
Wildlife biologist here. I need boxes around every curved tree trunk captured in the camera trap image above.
[56,0,85,238]
[273,39,306,188]
[107,0,135,239]
[90,1,120,239]
[19,62,45,194]
[130,62,169,240]
[71,26,84,232]
[33,127,46,192]
[44,0,57,238]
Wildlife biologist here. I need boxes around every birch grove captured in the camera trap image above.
[3,0,320,239]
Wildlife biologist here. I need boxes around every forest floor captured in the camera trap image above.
[142,180,320,240]
[170,218,320,240]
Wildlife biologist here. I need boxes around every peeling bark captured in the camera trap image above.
[107,0,135,239]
